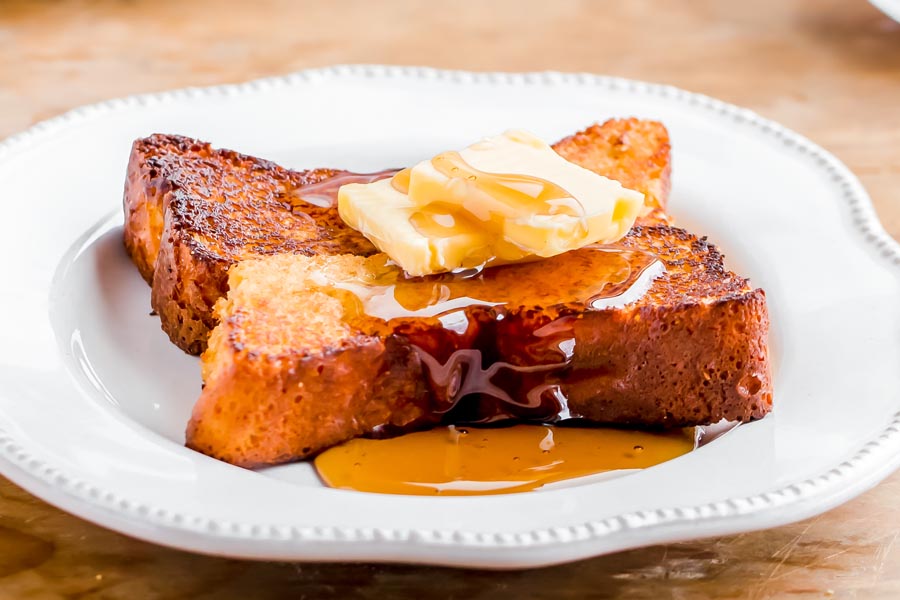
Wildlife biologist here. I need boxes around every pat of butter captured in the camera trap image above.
[337,179,495,277]
[338,130,644,276]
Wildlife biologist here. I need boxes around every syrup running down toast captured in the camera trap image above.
[122,119,771,468]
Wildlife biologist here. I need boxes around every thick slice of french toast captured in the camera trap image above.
[123,137,377,354]
[189,226,770,467]
[123,118,671,354]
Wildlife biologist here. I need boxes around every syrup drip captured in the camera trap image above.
[290,169,401,209]
[323,247,665,425]
[314,424,697,496]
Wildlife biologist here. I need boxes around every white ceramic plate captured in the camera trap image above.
[870,0,900,23]
[1,66,899,569]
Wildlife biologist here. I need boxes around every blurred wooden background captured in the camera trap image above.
[1,0,899,597]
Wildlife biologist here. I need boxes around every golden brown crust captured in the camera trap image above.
[123,119,673,354]
[567,286,771,426]
[188,330,429,468]
[122,137,170,284]
[150,208,230,355]
[123,134,376,352]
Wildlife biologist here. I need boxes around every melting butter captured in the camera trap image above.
[337,130,645,276]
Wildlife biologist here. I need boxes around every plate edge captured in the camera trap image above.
[1,64,900,552]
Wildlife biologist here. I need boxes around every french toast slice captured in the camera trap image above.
[123,118,672,354]
[123,135,377,354]
[189,226,771,467]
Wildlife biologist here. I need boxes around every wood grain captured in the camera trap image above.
[1,0,899,597]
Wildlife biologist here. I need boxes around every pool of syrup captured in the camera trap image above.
[315,424,697,496]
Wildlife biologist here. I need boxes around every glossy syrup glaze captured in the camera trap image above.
[314,424,697,496]
[290,168,401,208]
[320,247,665,426]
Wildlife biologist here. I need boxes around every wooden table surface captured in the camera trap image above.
[2,0,900,597]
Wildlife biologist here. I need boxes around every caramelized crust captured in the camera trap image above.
[122,135,376,352]
[123,119,672,353]
[188,226,771,467]
[568,227,770,425]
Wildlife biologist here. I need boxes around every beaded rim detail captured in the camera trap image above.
[0,65,898,553]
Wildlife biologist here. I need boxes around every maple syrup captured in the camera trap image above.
[321,247,664,424]
[315,424,696,496]
[291,169,400,208]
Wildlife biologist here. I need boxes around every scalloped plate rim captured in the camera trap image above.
[0,65,899,568]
